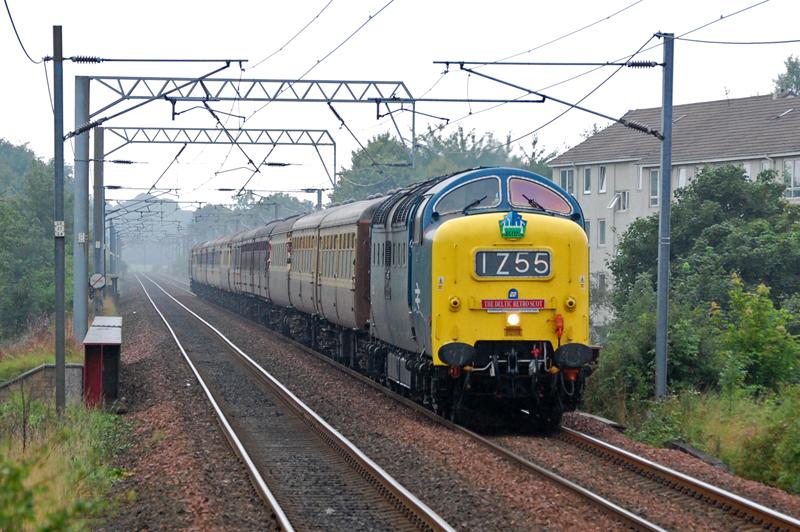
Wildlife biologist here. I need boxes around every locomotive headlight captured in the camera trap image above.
[506,313,521,326]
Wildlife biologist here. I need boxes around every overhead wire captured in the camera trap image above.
[190,2,331,197]
[246,0,336,71]
[440,0,774,133]
[481,0,646,68]
[148,144,187,194]
[243,0,397,125]
[674,36,800,45]
[375,0,647,137]
[3,0,42,63]
[495,34,659,150]
[328,103,396,188]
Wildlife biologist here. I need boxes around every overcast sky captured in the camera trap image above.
[1,0,798,206]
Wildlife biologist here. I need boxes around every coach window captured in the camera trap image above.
[433,177,501,216]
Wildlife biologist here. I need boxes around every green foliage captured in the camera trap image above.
[584,274,721,420]
[0,140,38,197]
[774,54,800,94]
[0,139,74,341]
[735,386,800,493]
[584,274,657,419]
[611,165,796,304]
[0,457,35,530]
[0,399,129,529]
[717,277,800,392]
[622,387,800,495]
[331,128,556,202]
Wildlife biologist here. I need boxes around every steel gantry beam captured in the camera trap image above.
[104,127,334,151]
[89,78,414,115]
[102,127,337,186]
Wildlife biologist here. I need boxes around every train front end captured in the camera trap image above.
[422,171,595,428]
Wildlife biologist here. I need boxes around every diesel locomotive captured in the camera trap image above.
[190,167,597,430]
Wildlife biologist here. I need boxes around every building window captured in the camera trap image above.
[678,168,687,188]
[649,169,659,207]
[613,190,630,212]
[598,272,607,292]
[598,166,607,193]
[585,220,590,243]
[785,159,800,198]
[560,169,575,195]
[598,219,607,246]
[583,168,592,194]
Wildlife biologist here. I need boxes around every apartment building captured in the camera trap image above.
[549,93,800,286]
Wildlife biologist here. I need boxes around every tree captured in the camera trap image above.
[610,165,797,304]
[331,128,558,202]
[0,144,74,340]
[774,55,800,95]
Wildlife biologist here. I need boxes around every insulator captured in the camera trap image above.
[626,60,658,68]
[70,56,103,63]
[624,120,652,134]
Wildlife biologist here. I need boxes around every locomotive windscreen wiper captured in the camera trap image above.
[522,193,547,212]
[462,195,488,214]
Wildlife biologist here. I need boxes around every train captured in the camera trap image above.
[190,167,597,430]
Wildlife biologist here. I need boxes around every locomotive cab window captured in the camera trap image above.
[509,177,573,215]
[433,176,501,216]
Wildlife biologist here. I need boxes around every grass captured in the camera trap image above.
[0,319,82,384]
[627,386,800,494]
[0,301,120,385]
[0,395,130,529]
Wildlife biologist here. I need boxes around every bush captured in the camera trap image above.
[734,386,800,493]
[623,386,800,495]
[0,398,129,529]
[717,276,800,392]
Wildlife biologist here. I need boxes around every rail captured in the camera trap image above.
[144,275,454,532]
[136,276,294,531]
[559,427,800,531]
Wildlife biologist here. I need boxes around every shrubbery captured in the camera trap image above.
[0,397,128,529]
[584,164,800,492]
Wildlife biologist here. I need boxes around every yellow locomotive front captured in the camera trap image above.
[427,205,595,428]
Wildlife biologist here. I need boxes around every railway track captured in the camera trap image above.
[150,275,660,530]
[137,275,453,532]
[555,428,800,531]
[153,274,800,531]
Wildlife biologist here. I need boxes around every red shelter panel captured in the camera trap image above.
[82,323,121,407]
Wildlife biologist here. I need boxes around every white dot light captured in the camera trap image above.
[506,313,520,326]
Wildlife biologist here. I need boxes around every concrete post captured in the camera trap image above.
[93,127,104,311]
[655,34,674,400]
[73,76,90,339]
[53,26,66,414]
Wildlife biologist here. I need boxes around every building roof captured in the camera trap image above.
[549,94,800,167]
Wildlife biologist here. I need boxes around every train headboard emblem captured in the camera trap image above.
[499,211,527,239]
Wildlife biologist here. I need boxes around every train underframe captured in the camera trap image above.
[191,281,590,432]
